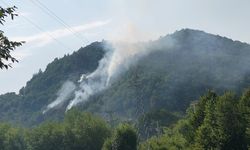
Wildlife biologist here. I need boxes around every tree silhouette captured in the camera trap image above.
[0,6,24,69]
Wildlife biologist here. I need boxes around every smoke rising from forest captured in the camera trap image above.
[43,81,76,113]
[42,40,155,112]
[44,24,164,112]
[43,29,250,113]
[66,41,154,110]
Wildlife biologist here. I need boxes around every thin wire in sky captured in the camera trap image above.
[20,15,73,51]
[28,0,88,44]
[0,0,75,52]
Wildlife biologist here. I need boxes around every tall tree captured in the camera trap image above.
[186,91,217,143]
[239,89,250,149]
[194,93,223,149]
[216,92,247,150]
[63,110,111,150]
[0,6,24,69]
[0,123,26,150]
[26,122,64,150]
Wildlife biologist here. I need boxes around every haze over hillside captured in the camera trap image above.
[1,0,250,149]
[1,0,250,95]
[0,29,250,127]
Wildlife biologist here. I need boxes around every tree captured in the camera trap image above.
[216,92,247,150]
[26,110,111,150]
[0,123,26,150]
[139,127,187,150]
[102,123,137,150]
[194,93,223,149]
[26,122,64,150]
[189,91,216,130]
[239,89,250,149]
[186,91,217,143]
[0,6,24,69]
[63,109,111,150]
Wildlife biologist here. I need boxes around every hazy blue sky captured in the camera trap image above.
[0,0,250,94]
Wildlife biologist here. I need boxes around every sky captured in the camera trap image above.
[0,0,250,94]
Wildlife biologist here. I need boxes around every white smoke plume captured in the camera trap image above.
[43,81,76,114]
[66,47,112,110]
[43,38,175,112]
[107,42,151,83]
[44,23,163,112]
[65,41,153,111]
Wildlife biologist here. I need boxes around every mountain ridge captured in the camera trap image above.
[0,28,250,126]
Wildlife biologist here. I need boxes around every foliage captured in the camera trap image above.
[0,6,24,69]
[102,123,137,150]
[0,90,249,150]
[63,109,111,150]
[141,89,250,149]
[26,122,64,150]
[0,110,111,150]
[137,109,180,139]
[0,123,26,150]
[1,29,250,128]
[239,89,250,150]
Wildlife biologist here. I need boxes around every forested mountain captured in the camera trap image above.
[82,29,250,123]
[0,42,105,126]
[0,29,250,128]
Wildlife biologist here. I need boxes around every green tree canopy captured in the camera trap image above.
[0,123,26,150]
[141,89,250,149]
[26,122,64,150]
[102,123,137,150]
[63,109,111,150]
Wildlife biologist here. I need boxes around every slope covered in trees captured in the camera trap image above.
[0,42,105,126]
[0,29,250,128]
[82,29,250,121]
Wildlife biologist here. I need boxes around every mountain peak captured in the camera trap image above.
[170,28,249,46]
[171,28,217,40]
